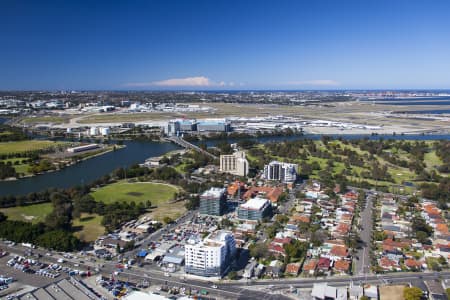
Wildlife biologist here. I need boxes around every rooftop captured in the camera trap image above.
[240,197,270,210]
[201,187,226,198]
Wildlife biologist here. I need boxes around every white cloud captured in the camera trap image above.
[125,76,215,87]
[124,77,245,88]
[153,76,212,87]
[287,79,340,86]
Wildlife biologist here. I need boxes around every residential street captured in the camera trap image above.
[355,192,374,275]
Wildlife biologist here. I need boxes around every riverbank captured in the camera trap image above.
[0,144,125,182]
[1,134,450,196]
[0,140,180,196]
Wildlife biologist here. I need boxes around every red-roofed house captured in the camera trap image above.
[379,257,401,271]
[333,223,350,237]
[317,257,331,272]
[243,186,284,203]
[330,245,349,259]
[227,181,247,198]
[404,258,423,270]
[292,214,310,224]
[343,191,358,200]
[268,237,292,257]
[334,260,350,274]
[302,259,318,276]
[285,263,301,276]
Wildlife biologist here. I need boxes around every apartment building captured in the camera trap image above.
[237,196,272,220]
[219,151,249,177]
[184,230,236,277]
[264,161,298,183]
[199,187,227,216]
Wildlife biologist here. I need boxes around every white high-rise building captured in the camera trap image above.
[184,230,236,277]
[219,151,249,177]
[263,161,298,183]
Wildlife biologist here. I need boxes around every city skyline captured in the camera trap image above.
[1,0,450,90]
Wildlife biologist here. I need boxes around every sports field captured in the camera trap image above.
[0,202,53,224]
[90,181,179,205]
[0,140,68,155]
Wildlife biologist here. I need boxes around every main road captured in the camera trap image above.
[3,241,450,299]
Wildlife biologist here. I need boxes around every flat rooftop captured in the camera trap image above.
[240,197,269,210]
[201,187,226,198]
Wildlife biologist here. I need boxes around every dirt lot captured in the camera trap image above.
[379,285,406,300]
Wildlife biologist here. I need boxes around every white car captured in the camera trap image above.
[211,285,218,289]
[164,272,170,277]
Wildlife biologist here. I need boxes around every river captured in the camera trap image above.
[1,133,449,196]
[0,140,180,196]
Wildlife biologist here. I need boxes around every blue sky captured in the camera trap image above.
[1,0,450,90]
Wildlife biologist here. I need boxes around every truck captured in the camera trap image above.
[21,243,36,249]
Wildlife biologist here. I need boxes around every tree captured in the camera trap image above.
[220,218,233,229]
[45,192,73,231]
[412,216,433,238]
[228,271,238,280]
[185,195,200,210]
[249,243,268,259]
[0,212,6,222]
[283,240,308,261]
[163,216,173,224]
[416,231,430,244]
[36,230,80,252]
[275,214,289,224]
[404,286,423,300]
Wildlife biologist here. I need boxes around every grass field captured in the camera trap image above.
[73,213,105,242]
[424,151,443,171]
[90,181,179,205]
[20,116,68,124]
[0,140,68,155]
[146,200,187,223]
[0,202,53,224]
[0,157,31,175]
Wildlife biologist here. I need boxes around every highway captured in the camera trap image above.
[164,136,218,160]
[2,241,450,299]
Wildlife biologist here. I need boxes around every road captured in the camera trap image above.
[354,192,374,275]
[2,241,450,299]
[278,181,305,215]
[165,136,218,160]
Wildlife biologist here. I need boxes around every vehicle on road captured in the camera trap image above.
[211,285,218,289]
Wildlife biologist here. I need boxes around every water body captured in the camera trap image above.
[0,140,180,196]
[362,96,450,102]
[398,109,450,115]
[1,134,450,196]
[360,96,450,106]
[386,101,450,106]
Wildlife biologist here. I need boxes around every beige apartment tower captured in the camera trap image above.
[219,151,249,177]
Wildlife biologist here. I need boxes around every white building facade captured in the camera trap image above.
[184,230,236,277]
[264,161,298,183]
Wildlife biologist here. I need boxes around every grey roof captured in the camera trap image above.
[162,254,184,265]
[18,279,95,300]
[58,279,91,300]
